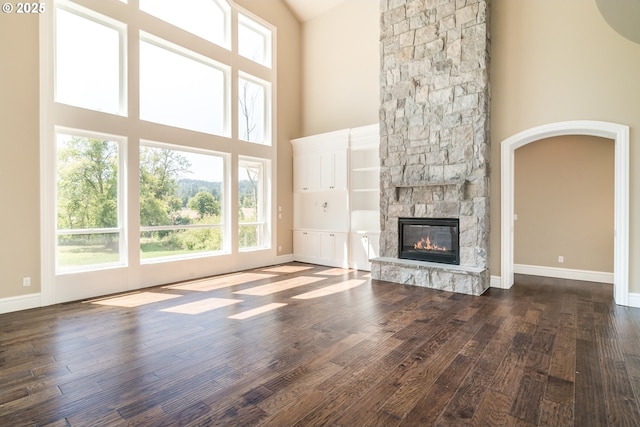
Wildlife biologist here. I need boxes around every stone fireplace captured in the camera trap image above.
[371,0,491,295]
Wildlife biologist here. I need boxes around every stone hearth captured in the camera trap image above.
[371,0,491,295]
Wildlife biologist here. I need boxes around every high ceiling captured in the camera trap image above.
[283,0,349,22]
[595,0,640,45]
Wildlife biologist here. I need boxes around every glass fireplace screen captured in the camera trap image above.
[398,217,459,265]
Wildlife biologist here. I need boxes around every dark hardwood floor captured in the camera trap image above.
[2,263,640,426]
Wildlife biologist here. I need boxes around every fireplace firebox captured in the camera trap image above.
[398,218,460,265]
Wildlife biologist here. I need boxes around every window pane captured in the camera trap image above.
[238,14,271,68]
[57,135,120,230]
[238,77,267,144]
[140,228,223,259]
[140,145,225,260]
[56,134,122,269]
[55,8,122,114]
[239,224,260,249]
[238,159,268,250]
[58,233,120,268]
[139,0,228,47]
[140,41,226,135]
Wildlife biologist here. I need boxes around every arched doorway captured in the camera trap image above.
[500,121,629,305]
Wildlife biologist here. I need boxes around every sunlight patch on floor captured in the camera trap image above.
[161,297,243,314]
[313,268,352,276]
[292,279,367,300]
[90,292,182,308]
[233,276,325,296]
[228,303,287,320]
[260,265,314,274]
[165,272,276,292]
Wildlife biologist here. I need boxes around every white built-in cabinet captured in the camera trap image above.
[293,130,348,192]
[292,124,379,270]
[350,232,380,271]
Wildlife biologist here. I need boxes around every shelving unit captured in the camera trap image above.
[292,124,380,270]
[348,124,380,270]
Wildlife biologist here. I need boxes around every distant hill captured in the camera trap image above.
[177,179,222,206]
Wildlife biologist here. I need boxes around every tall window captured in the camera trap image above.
[46,0,275,287]
[139,0,230,48]
[139,144,227,260]
[139,35,229,136]
[238,13,272,68]
[238,158,269,250]
[56,131,125,271]
[238,74,270,144]
[55,5,125,114]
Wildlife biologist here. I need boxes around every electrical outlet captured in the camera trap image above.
[23,277,31,287]
[558,256,564,263]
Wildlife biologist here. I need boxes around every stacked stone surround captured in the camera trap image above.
[371,0,491,295]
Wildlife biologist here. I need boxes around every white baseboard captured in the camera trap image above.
[514,264,614,284]
[627,293,640,308]
[0,293,42,314]
[275,254,295,264]
[490,275,505,289]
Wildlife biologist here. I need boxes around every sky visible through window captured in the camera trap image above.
[56,4,269,141]
[139,0,226,47]
[139,40,226,135]
[178,150,223,182]
[55,8,121,113]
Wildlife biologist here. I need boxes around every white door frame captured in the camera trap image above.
[500,121,630,305]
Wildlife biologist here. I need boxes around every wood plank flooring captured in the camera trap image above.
[2,263,640,426]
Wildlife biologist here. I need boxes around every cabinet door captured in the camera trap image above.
[319,152,335,190]
[332,149,348,191]
[333,233,348,268]
[320,150,347,190]
[320,233,335,263]
[306,231,321,262]
[293,153,321,192]
[306,153,321,191]
[367,232,380,261]
[317,232,348,267]
[293,155,306,192]
[293,230,307,259]
[350,233,369,270]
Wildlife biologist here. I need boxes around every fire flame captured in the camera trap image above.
[414,234,447,252]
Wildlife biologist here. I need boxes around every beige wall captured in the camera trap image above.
[490,0,640,292]
[301,0,379,136]
[0,15,40,299]
[514,136,614,272]
[0,2,301,301]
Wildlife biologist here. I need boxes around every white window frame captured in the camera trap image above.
[40,0,277,305]
[54,0,128,116]
[139,0,231,50]
[238,13,272,68]
[238,72,272,145]
[139,141,231,263]
[54,127,128,274]
[139,31,231,137]
[238,156,271,251]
